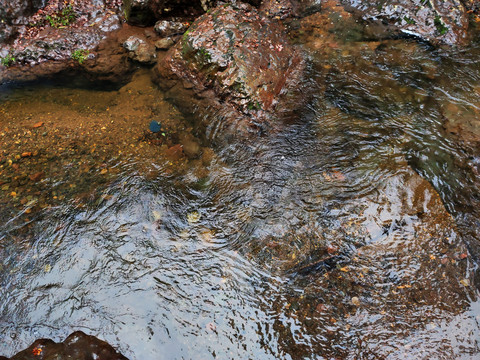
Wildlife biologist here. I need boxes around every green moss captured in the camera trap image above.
[403,16,416,25]
[182,28,191,42]
[421,0,432,8]
[434,15,448,35]
[247,100,261,111]
[71,49,89,64]
[0,53,15,67]
[198,47,212,63]
[46,5,76,28]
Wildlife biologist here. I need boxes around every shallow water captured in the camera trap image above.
[1,9,480,360]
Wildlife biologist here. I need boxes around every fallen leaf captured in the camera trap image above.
[340,266,349,272]
[21,152,33,158]
[351,296,360,306]
[152,210,162,221]
[331,170,346,181]
[460,279,470,287]
[199,229,214,244]
[187,211,201,223]
[44,264,51,273]
[459,253,468,259]
[33,122,44,128]
[100,168,108,174]
[29,171,45,182]
[327,246,338,254]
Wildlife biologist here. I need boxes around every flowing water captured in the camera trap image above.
[1,10,480,360]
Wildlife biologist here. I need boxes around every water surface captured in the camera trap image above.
[1,9,480,360]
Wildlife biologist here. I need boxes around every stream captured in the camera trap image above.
[1,10,480,360]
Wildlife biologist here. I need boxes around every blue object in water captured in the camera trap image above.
[149,120,161,133]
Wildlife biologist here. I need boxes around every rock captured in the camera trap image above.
[179,133,202,159]
[123,35,157,63]
[123,0,263,26]
[0,0,43,29]
[149,120,162,133]
[154,20,189,37]
[0,331,128,360]
[153,2,305,136]
[155,37,175,50]
[0,23,16,44]
[323,40,433,120]
[261,0,322,19]
[341,0,470,45]
[123,36,143,52]
[461,0,480,12]
[165,143,184,161]
[124,0,156,25]
[0,0,131,85]
[441,101,480,149]
[261,0,295,19]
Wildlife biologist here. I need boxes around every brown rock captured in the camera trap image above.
[2,331,128,360]
[123,36,157,64]
[155,37,175,50]
[124,0,263,26]
[165,144,184,161]
[154,2,305,136]
[341,0,470,45]
[0,1,130,86]
[179,133,201,159]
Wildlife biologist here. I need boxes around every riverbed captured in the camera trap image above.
[1,6,480,360]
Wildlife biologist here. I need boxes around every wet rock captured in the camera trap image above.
[179,133,202,159]
[0,331,128,360]
[154,19,189,37]
[0,0,44,28]
[318,38,434,120]
[124,0,156,25]
[461,0,480,12]
[261,0,295,19]
[155,37,175,50]
[0,1,131,85]
[0,23,16,44]
[123,35,157,63]
[261,0,322,19]
[153,2,305,136]
[124,0,262,26]
[441,101,480,149]
[165,143,184,161]
[341,0,470,45]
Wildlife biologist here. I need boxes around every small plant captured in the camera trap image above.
[403,16,416,25]
[434,15,448,35]
[71,49,89,64]
[247,100,261,111]
[45,5,76,28]
[198,47,212,62]
[1,53,16,67]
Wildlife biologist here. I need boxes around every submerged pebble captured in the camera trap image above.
[149,120,162,133]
